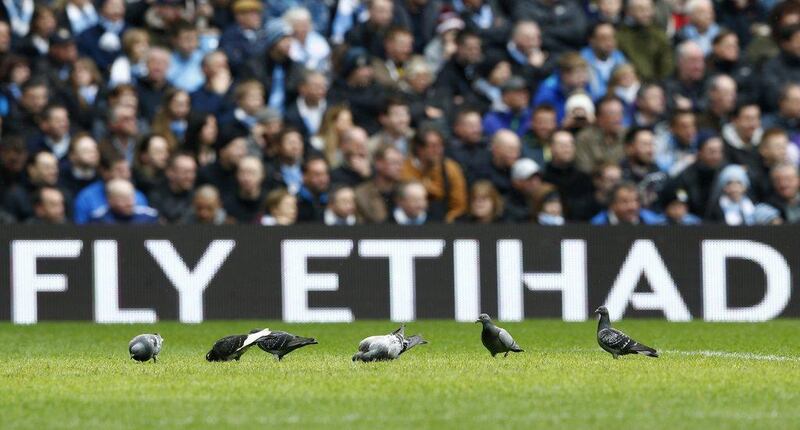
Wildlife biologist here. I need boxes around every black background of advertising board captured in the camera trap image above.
[0,225,798,321]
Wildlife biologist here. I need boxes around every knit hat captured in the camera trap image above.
[564,92,595,119]
[340,47,372,78]
[265,20,292,49]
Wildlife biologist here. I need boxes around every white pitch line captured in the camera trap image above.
[663,350,800,362]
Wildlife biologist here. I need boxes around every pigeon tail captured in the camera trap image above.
[630,343,659,358]
[288,336,318,348]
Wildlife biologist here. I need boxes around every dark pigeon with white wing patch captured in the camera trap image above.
[255,331,317,360]
[476,313,523,357]
[595,306,658,359]
[206,328,272,362]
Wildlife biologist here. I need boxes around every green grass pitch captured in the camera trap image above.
[1,320,799,429]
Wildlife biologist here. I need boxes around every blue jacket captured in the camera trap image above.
[590,209,667,225]
[482,108,532,137]
[218,25,268,74]
[73,180,148,224]
[532,74,589,125]
[89,205,159,224]
[580,47,627,100]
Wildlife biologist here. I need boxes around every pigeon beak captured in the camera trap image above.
[475,319,480,323]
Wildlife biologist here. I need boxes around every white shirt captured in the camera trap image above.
[296,98,326,136]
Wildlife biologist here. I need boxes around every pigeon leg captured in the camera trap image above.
[613,354,619,360]
[152,356,157,363]
[504,352,509,358]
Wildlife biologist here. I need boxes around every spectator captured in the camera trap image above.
[296,155,330,221]
[309,104,353,167]
[533,189,565,226]
[218,0,268,74]
[762,83,800,142]
[486,20,554,91]
[59,133,99,196]
[284,70,328,139]
[513,0,587,55]
[132,133,170,194]
[35,27,78,88]
[563,92,597,133]
[89,178,158,224]
[393,0,440,53]
[355,144,404,223]
[401,56,449,127]
[344,0,398,58]
[189,50,234,117]
[219,80,265,137]
[323,185,357,225]
[423,11,463,74]
[663,41,706,112]
[504,157,546,222]
[76,0,127,71]
[62,57,104,132]
[449,108,492,186]
[767,163,800,223]
[5,78,49,139]
[73,154,147,224]
[108,29,150,87]
[721,102,763,171]
[581,22,627,101]
[747,128,791,201]
[434,30,487,112]
[616,0,673,82]
[150,88,190,149]
[451,0,509,48]
[180,184,231,224]
[660,187,702,225]
[285,7,330,72]
[456,179,504,223]
[135,47,173,122]
[242,20,303,114]
[654,110,700,175]
[533,52,591,125]
[167,20,208,92]
[29,186,67,224]
[632,83,666,128]
[705,31,757,105]
[99,103,139,164]
[542,130,593,218]
[483,129,521,197]
[401,126,467,222]
[184,112,218,167]
[0,137,29,195]
[482,76,532,138]
[27,104,71,163]
[265,127,304,194]
[761,24,800,111]
[328,47,387,134]
[224,155,266,223]
[331,127,371,187]
[697,74,737,133]
[148,152,195,223]
[391,180,429,225]
[669,135,726,217]
[569,161,621,221]
[197,128,247,195]
[674,0,720,55]
[260,187,297,226]
[18,6,57,59]
[620,126,666,207]
[590,181,666,225]
[575,96,626,173]
[3,151,65,221]
[372,26,414,91]
[706,164,756,225]
[606,64,639,126]
[367,98,414,156]
[521,104,557,165]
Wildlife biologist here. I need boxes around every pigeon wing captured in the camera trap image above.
[257,331,291,352]
[497,328,519,350]
[598,328,631,350]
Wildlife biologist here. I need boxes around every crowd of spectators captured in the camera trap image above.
[0,0,799,226]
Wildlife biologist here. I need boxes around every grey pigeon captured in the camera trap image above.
[352,325,427,362]
[206,328,272,362]
[595,306,658,359]
[256,331,318,361]
[129,333,163,363]
[476,313,523,357]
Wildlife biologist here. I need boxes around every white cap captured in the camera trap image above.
[511,158,540,180]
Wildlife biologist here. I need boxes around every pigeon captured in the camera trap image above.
[352,324,427,362]
[255,331,318,361]
[476,313,523,357]
[205,328,272,362]
[128,333,163,363]
[595,306,658,359]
